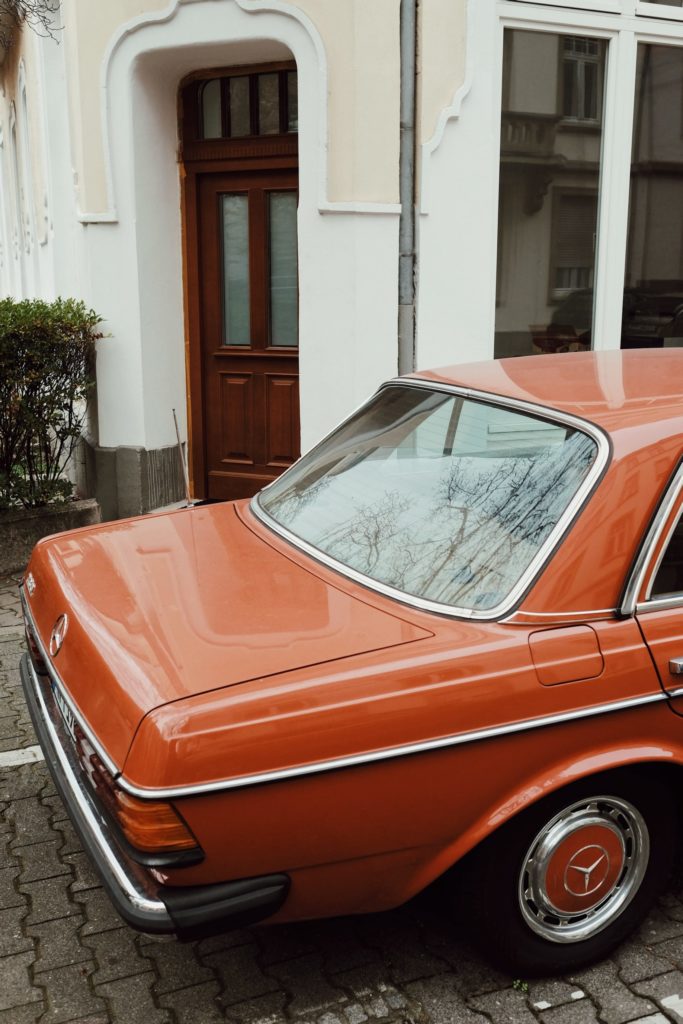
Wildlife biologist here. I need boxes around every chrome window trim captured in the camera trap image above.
[637,595,683,615]
[508,607,617,621]
[20,587,121,780]
[621,461,683,617]
[116,687,669,800]
[252,378,610,622]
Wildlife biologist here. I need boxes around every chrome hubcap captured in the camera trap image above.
[518,796,649,944]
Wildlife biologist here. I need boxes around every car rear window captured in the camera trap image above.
[257,384,599,614]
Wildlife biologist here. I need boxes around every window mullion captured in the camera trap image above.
[592,29,637,350]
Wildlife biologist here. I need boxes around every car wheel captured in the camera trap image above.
[463,770,677,975]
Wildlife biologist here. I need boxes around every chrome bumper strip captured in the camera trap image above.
[20,654,169,924]
[116,687,671,801]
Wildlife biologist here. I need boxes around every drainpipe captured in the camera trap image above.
[398,0,417,375]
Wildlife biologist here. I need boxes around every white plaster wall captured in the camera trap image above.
[417,0,500,371]
[92,1,399,453]
[62,0,400,215]
[0,16,81,304]
[33,21,80,302]
[299,0,400,203]
[0,123,14,297]
[418,0,466,147]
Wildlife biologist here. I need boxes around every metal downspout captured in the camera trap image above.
[398,0,417,375]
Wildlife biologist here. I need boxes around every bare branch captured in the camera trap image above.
[0,1,59,51]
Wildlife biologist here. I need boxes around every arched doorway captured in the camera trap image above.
[181,64,300,501]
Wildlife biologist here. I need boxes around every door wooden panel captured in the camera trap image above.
[266,374,300,466]
[197,168,299,501]
[218,373,254,464]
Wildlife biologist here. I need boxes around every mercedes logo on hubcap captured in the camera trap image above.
[49,614,69,658]
[564,843,611,897]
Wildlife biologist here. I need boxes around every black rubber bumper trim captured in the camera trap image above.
[161,874,290,939]
[20,653,290,936]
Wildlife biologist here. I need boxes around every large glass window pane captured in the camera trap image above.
[623,45,683,350]
[229,77,250,138]
[269,192,298,347]
[645,1,683,7]
[259,386,598,613]
[562,38,602,122]
[221,195,250,346]
[201,79,222,139]
[494,30,606,359]
[258,73,280,135]
[287,71,298,132]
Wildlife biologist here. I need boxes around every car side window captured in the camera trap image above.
[651,513,683,599]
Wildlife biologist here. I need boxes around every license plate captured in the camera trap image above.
[51,682,77,741]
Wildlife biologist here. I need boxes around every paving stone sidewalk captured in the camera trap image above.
[5,573,683,1024]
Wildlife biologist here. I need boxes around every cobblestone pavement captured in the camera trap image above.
[7,576,683,1023]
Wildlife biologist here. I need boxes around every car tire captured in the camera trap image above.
[462,769,678,976]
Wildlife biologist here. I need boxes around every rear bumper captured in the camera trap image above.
[20,652,289,936]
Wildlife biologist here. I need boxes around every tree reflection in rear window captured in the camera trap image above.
[258,385,598,612]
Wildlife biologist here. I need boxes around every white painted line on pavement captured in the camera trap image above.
[0,745,45,768]
[662,994,683,1020]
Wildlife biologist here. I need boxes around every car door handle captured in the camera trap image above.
[669,658,683,675]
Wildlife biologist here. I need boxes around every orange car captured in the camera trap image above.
[19,349,683,974]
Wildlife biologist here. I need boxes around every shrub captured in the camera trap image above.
[0,297,103,510]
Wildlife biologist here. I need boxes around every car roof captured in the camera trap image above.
[416,349,683,438]
[414,350,683,617]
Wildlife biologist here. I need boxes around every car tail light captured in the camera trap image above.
[77,734,199,855]
[112,791,199,853]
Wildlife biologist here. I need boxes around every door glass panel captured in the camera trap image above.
[258,74,280,135]
[494,30,606,359]
[645,1,683,6]
[623,45,683,350]
[201,80,222,139]
[221,195,250,346]
[229,77,250,138]
[269,192,298,347]
[287,71,298,132]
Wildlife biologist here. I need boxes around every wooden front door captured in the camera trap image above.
[198,170,299,500]
[181,66,300,501]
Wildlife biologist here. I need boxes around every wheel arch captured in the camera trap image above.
[403,743,683,900]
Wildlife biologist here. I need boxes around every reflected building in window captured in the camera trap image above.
[495,29,683,359]
[494,31,605,359]
[624,46,683,350]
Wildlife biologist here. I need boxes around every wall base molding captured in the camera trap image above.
[92,444,186,522]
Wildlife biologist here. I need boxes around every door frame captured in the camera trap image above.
[179,62,298,500]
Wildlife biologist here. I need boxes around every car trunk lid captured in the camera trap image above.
[24,503,431,768]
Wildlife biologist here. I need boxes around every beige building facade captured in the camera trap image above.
[1,0,682,516]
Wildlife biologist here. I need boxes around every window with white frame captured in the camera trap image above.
[552,190,597,297]
[495,1,683,358]
[562,37,603,122]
